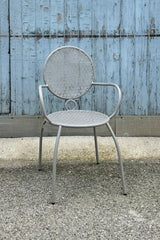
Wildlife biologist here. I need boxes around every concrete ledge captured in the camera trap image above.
[0,136,160,162]
[117,116,160,137]
[0,115,160,137]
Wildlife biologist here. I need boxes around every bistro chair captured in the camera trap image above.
[38,46,126,204]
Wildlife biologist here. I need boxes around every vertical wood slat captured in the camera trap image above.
[120,38,136,115]
[9,0,160,116]
[147,37,160,115]
[0,0,10,114]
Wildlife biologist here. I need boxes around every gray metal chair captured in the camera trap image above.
[38,46,126,204]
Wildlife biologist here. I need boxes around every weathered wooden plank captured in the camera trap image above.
[135,0,150,35]
[0,0,10,114]
[120,37,135,115]
[121,0,135,35]
[23,0,36,35]
[0,37,10,114]
[10,0,22,36]
[65,0,78,34]
[0,0,9,37]
[104,38,120,116]
[134,37,149,115]
[148,37,160,115]
[78,0,92,35]
[91,38,106,112]
[149,0,160,35]
[51,0,64,35]
[11,37,23,115]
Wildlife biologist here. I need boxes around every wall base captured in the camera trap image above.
[0,115,160,137]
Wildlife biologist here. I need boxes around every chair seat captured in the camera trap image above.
[47,110,109,127]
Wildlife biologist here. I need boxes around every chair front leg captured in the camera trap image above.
[106,122,127,195]
[51,125,62,204]
[38,121,46,171]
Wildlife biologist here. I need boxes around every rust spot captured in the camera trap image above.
[64,30,70,42]
[113,53,119,61]
[85,30,90,35]
[115,24,120,35]
[57,13,62,24]
[150,18,155,35]
[101,25,106,36]
[0,31,7,37]
[44,30,50,35]
[150,18,154,25]
[78,30,83,39]
[44,7,49,12]
[150,29,155,35]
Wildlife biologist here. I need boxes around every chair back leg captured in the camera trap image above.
[38,121,46,170]
[93,127,99,164]
[106,122,127,195]
[51,125,62,204]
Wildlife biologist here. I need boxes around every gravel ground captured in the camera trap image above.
[0,158,160,240]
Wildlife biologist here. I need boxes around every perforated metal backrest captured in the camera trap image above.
[43,46,94,99]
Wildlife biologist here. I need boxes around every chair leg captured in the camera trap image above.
[38,121,46,171]
[93,127,99,164]
[106,122,127,195]
[51,125,62,204]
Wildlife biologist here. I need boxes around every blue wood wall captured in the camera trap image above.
[0,0,160,116]
[0,0,10,113]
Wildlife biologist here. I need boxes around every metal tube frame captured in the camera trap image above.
[38,120,46,170]
[92,82,121,120]
[51,125,62,204]
[39,85,52,124]
[93,127,99,164]
[106,122,127,195]
[38,81,126,203]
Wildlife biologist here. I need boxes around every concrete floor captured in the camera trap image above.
[0,137,160,239]
[0,136,160,162]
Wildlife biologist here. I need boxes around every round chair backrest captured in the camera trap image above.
[43,46,94,99]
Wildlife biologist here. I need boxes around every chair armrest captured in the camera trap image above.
[92,82,122,119]
[39,84,50,122]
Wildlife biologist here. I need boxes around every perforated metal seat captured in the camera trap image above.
[38,46,126,204]
[48,110,109,128]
